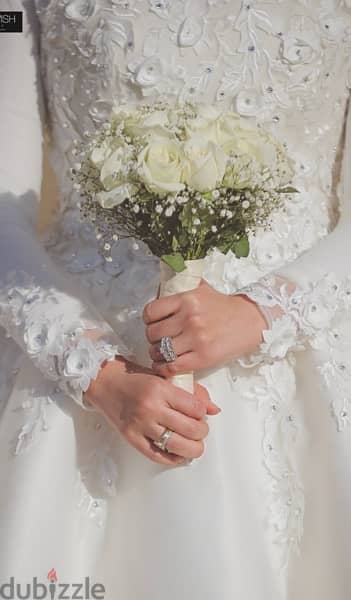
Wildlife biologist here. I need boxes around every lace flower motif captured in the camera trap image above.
[0,271,130,408]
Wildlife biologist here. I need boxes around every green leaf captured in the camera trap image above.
[218,240,233,254]
[178,231,189,247]
[161,253,186,273]
[278,186,300,194]
[180,205,193,229]
[233,235,250,258]
[202,192,212,201]
[172,236,179,252]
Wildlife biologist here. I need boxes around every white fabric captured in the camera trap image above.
[0,1,351,598]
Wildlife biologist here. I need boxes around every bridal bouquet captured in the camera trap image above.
[73,102,296,391]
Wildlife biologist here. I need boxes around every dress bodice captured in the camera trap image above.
[37,0,351,181]
[35,0,351,349]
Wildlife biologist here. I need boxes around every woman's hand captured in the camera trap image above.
[143,281,267,378]
[84,357,221,466]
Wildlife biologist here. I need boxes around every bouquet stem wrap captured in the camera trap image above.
[158,259,204,394]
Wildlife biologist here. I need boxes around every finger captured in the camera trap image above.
[152,352,201,377]
[153,358,226,413]
[145,423,205,460]
[163,382,207,420]
[146,314,183,344]
[149,332,193,362]
[130,432,186,466]
[165,431,204,459]
[160,407,209,441]
[194,383,221,415]
[143,295,181,324]
[199,279,211,288]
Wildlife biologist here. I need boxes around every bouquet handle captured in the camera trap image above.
[158,259,204,395]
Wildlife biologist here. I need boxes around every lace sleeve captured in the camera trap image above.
[236,96,351,366]
[236,273,351,365]
[0,1,130,408]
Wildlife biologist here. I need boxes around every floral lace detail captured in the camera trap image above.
[0,271,129,408]
[240,272,351,431]
[231,359,304,570]
[224,272,351,566]
[35,0,350,298]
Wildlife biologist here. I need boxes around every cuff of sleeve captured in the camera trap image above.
[61,335,129,410]
[234,272,351,367]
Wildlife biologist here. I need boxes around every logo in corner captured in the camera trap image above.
[0,12,23,33]
[47,569,58,599]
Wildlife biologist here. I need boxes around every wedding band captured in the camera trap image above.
[159,336,177,363]
[153,428,173,452]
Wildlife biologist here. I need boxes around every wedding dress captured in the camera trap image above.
[1,0,351,598]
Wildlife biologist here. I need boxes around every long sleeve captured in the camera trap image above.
[0,1,129,408]
[236,97,351,380]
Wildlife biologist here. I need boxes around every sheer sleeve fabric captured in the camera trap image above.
[0,0,130,408]
[238,97,351,365]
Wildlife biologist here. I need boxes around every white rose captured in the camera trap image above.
[182,136,227,192]
[137,140,185,196]
[215,112,242,145]
[221,124,273,164]
[131,110,172,140]
[100,148,124,190]
[185,105,224,143]
[90,140,114,167]
[96,183,137,208]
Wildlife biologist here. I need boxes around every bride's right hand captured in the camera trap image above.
[84,357,221,466]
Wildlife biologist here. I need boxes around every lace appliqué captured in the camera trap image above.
[0,271,129,409]
[228,272,351,567]
[231,359,304,570]
[240,272,351,431]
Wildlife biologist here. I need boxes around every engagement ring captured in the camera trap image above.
[159,336,177,363]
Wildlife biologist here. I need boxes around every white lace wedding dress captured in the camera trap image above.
[1,1,351,598]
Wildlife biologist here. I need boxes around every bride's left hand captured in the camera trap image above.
[143,281,267,377]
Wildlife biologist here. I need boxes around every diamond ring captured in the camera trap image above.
[159,336,177,363]
[153,428,173,452]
